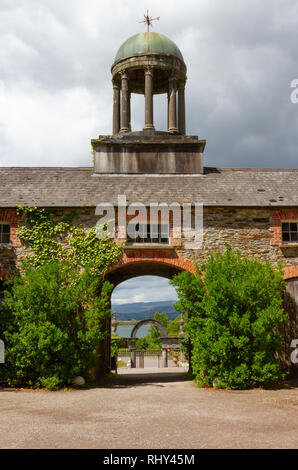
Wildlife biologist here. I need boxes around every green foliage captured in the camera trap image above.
[0,206,123,389]
[171,246,288,389]
[111,336,127,356]
[147,312,168,348]
[154,312,168,328]
[69,226,121,274]
[134,312,181,350]
[136,336,150,350]
[16,205,70,266]
[1,262,113,389]
[134,312,182,350]
[167,316,181,336]
[15,206,122,274]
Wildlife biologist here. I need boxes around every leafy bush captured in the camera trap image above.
[134,313,182,350]
[0,206,123,390]
[171,247,288,389]
[167,316,181,336]
[0,261,112,390]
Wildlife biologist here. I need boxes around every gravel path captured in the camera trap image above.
[0,367,297,449]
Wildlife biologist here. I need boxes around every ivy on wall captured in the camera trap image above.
[0,206,123,389]
[16,205,122,274]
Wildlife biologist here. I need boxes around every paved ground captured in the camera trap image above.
[0,367,297,449]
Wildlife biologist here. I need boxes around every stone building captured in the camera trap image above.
[0,31,298,372]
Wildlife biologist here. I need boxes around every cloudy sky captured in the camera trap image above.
[1,0,298,303]
[111,276,178,305]
[1,0,298,169]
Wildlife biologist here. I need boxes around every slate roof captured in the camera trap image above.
[0,167,297,208]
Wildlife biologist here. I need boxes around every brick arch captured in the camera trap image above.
[106,251,298,285]
[283,265,298,280]
[131,319,167,338]
[106,249,196,287]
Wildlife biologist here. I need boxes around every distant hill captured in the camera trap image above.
[111,300,179,321]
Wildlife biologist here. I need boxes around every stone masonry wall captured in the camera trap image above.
[179,207,298,268]
[0,207,298,279]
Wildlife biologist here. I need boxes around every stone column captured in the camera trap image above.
[112,81,120,135]
[178,84,186,135]
[128,91,131,131]
[167,91,170,130]
[144,67,154,129]
[168,75,178,133]
[130,345,136,368]
[162,347,168,368]
[120,72,129,132]
[139,351,144,368]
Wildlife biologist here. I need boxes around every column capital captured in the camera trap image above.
[112,79,120,89]
[120,71,128,80]
[178,79,186,90]
[144,66,153,76]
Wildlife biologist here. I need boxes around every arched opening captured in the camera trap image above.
[131,319,167,338]
[106,259,185,287]
[99,259,192,378]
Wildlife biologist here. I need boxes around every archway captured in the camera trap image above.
[131,319,167,338]
[106,257,195,288]
[99,255,195,377]
[127,318,180,369]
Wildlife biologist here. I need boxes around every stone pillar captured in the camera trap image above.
[168,75,178,133]
[144,67,154,129]
[162,347,168,368]
[167,91,170,130]
[112,81,120,135]
[139,351,144,368]
[128,91,131,131]
[120,72,129,132]
[178,84,186,135]
[130,345,136,368]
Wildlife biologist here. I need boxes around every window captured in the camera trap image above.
[127,223,169,244]
[282,222,298,243]
[0,224,10,244]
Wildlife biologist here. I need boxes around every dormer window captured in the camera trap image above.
[0,224,10,244]
[282,222,298,243]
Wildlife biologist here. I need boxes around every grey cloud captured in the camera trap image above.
[112,276,178,305]
[0,0,297,167]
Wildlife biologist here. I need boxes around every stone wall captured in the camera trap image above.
[178,207,298,268]
[1,205,298,374]
[1,206,298,277]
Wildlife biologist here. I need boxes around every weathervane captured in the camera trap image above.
[140,10,160,32]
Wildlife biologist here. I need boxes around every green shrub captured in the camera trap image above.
[0,206,122,390]
[0,261,112,390]
[167,316,181,336]
[171,246,288,389]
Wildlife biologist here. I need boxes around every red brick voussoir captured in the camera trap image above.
[283,265,298,280]
[109,249,298,281]
[109,249,196,275]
